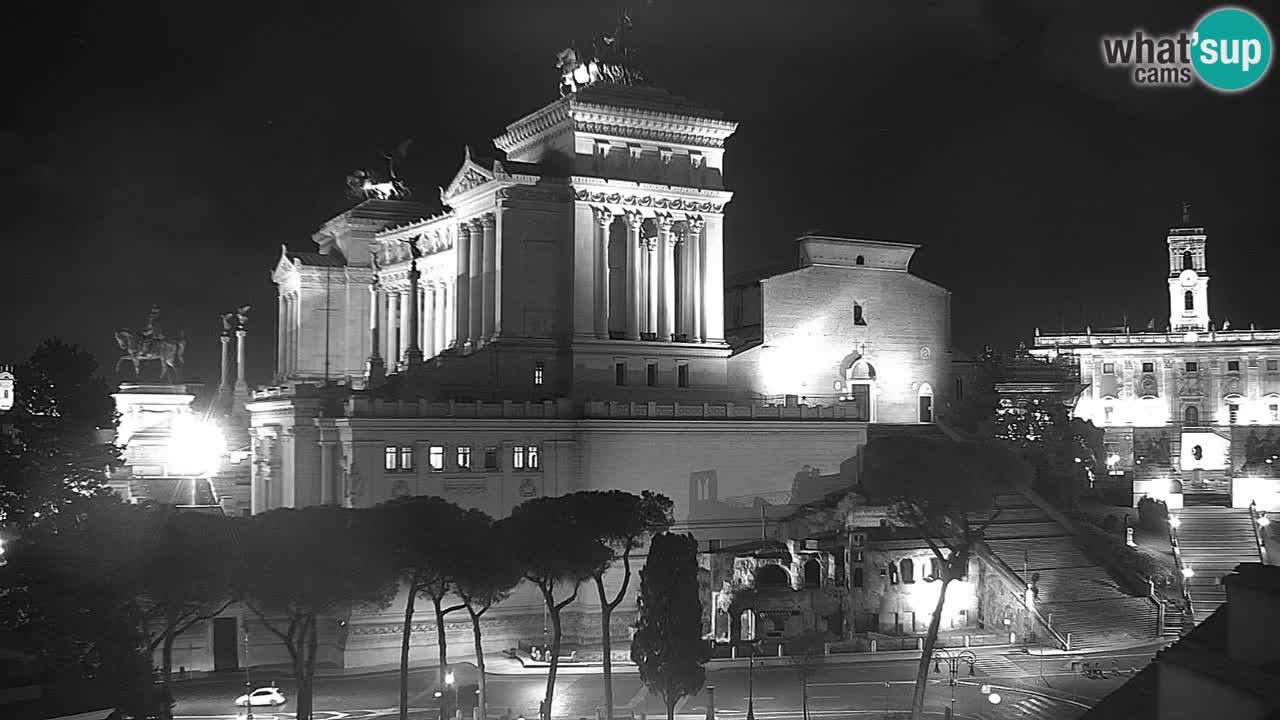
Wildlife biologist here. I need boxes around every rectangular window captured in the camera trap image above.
[398,446,414,471]
[1142,362,1155,373]
[484,447,499,470]
[647,362,658,387]
[385,446,397,471]
[1228,360,1241,372]
[428,446,445,472]
[456,446,471,470]
[851,551,864,563]
[1103,362,1115,374]
[1271,405,1279,423]
[1229,403,1240,424]
[1104,406,1114,424]
[615,361,626,386]
[533,361,545,386]
[954,377,964,401]
[678,363,690,388]
[1186,361,1198,373]
[527,444,540,470]
[1269,360,1279,372]
[513,446,525,470]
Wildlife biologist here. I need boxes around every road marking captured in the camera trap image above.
[1010,696,1058,717]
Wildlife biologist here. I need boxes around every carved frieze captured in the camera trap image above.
[445,479,486,496]
[573,121,727,149]
[572,189,724,214]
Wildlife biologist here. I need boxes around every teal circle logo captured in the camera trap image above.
[1192,7,1273,92]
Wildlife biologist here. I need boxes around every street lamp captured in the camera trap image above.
[446,669,457,720]
[931,649,976,720]
[746,638,763,720]
[243,628,253,720]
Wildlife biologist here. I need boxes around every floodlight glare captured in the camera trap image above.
[168,416,225,476]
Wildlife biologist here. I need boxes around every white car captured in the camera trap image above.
[235,687,288,707]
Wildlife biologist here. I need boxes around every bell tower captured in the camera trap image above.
[1167,202,1210,333]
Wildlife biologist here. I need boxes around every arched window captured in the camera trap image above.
[1183,251,1194,271]
[855,255,865,266]
[1185,405,1200,425]
[928,557,942,582]
[755,564,789,589]
[1185,291,1194,311]
[900,558,915,584]
[803,559,821,588]
[853,304,867,326]
[852,567,864,588]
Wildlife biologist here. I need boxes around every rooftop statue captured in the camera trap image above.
[557,9,646,96]
[220,305,252,335]
[116,306,187,382]
[346,139,413,201]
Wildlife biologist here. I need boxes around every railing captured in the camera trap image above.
[1251,500,1269,561]
[346,397,572,418]
[973,542,1069,650]
[1169,515,1195,624]
[581,400,867,420]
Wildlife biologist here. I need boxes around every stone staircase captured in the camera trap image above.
[1172,506,1262,624]
[979,493,1160,649]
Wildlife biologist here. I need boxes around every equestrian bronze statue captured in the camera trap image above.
[115,305,187,382]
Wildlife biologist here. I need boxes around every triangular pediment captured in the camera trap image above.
[271,245,299,284]
[441,147,495,203]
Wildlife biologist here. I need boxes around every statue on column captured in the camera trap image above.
[115,306,187,382]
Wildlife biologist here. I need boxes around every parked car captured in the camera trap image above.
[234,687,287,707]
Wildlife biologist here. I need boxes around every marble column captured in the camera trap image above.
[593,207,613,339]
[659,216,677,342]
[219,334,232,393]
[625,211,642,341]
[444,280,454,349]
[424,283,437,358]
[387,289,399,365]
[687,217,706,343]
[646,237,659,336]
[366,284,385,385]
[399,289,413,368]
[404,258,423,370]
[470,217,486,348]
[287,294,297,375]
[482,213,497,342]
[235,328,248,392]
[455,223,471,350]
[319,440,336,505]
[703,215,725,343]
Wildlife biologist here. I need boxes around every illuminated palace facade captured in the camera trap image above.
[235,78,956,670]
[1032,215,1280,510]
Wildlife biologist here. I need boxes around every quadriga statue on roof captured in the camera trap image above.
[116,305,187,382]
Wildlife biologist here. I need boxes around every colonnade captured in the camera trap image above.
[370,278,456,369]
[593,209,713,342]
[277,290,301,376]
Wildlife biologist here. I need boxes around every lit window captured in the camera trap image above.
[1271,405,1279,422]
[1269,360,1279,372]
[1228,360,1241,372]
[398,446,414,471]
[484,447,499,470]
[456,446,472,470]
[647,362,658,387]
[513,446,525,470]
[1104,406,1114,424]
[615,361,626,386]
[534,361,544,386]
[428,446,444,472]
[1229,404,1239,424]
[1185,361,1198,373]
[385,446,397,471]
[1142,362,1154,373]
[678,364,689,388]
[527,445,540,470]
[1103,363,1115,375]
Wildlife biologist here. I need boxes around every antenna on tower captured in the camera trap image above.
[1181,200,1193,225]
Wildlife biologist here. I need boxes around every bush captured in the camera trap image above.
[1137,497,1169,531]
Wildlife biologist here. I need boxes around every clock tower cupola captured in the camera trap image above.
[1167,202,1210,333]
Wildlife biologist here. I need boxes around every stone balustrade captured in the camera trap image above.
[581,400,864,420]
[1035,329,1280,348]
[345,397,573,419]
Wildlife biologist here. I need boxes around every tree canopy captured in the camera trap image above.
[631,532,709,720]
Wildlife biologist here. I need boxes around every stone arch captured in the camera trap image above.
[803,558,821,588]
[855,255,865,265]
[1184,404,1200,425]
[1185,290,1194,311]
[755,564,789,589]
[848,359,876,381]
[1183,250,1194,271]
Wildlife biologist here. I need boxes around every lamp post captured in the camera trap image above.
[446,668,457,720]
[931,649,976,720]
[746,639,762,720]
[243,627,253,720]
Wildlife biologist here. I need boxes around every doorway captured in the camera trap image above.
[213,617,239,672]
[918,382,934,422]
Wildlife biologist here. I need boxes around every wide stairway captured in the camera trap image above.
[981,493,1160,649]
[1173,505,1262,624]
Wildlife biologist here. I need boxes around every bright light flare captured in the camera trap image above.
[1258,515,1271,527]
[168,416,225,476]
[1182,566,1195,579]
[1169,516,1182,529]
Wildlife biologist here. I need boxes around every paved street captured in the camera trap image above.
[171,643,1164,720]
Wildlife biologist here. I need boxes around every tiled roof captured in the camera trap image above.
[288,251,345,268]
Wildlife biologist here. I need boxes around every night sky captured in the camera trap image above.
[3,0,1278,390]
